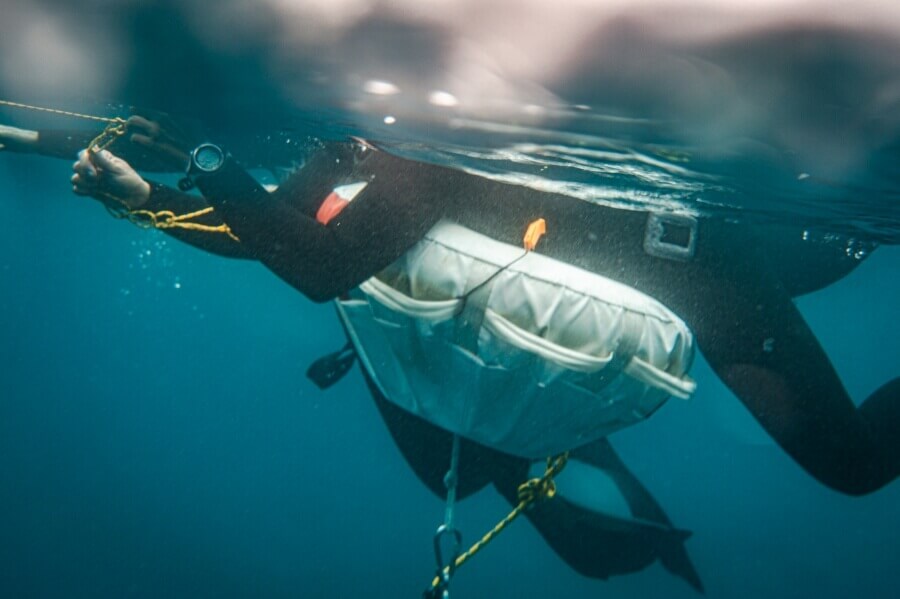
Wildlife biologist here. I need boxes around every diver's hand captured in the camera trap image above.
[0,124,39,153]
[126,114,194,171]
[72,148,150,209]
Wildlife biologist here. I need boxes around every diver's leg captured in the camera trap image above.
[694,277,900,495]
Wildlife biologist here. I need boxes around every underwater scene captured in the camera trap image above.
[1,1,898,597]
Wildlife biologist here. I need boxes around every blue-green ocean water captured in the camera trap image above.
[2,3,900,597]
[1,136,899,599]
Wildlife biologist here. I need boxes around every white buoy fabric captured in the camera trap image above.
[337,220,696,458]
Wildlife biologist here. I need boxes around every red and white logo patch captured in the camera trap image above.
[316,182,369,225]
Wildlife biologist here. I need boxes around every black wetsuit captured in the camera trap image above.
[114,139,897,498]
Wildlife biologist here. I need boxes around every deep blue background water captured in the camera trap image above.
[1,151,898,598]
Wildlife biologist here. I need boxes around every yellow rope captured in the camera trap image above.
[107,203,240,241]
[429,452,569,591]
[2,99,237,240]
[87,119,127,153]
[0,99,123,124]
[0,99,127,151]
[129,207,240,241]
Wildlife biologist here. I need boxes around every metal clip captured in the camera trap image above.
[428,524,462,599]
[643,213,698,262]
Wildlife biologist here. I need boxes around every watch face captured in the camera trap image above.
[194,144,224,172]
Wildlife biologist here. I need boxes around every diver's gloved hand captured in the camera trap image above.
[0,124,39,153]
[72,148,150,209]
[126,113,197,171]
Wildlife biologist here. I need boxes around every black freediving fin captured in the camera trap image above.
[572,439,705,593]
[306,341,357,389]
[658,529,705,594]
[491,438,704,593]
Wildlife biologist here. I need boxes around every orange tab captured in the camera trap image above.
[523,218,547,251]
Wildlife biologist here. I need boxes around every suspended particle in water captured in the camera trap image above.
[762,338,775,353]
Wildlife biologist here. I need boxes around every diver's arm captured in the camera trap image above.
[0,124,39,152]
[43,129,179,171]
[77,111,449,300]
[194,149,449,302]
[72,148,250,260]
[0,124,178,172]
[133,141,370,261]
[693,274,900,496]
[34,129,108,160]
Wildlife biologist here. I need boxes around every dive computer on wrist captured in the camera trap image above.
[179,142,226,191]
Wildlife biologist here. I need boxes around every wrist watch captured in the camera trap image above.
[178,142,226,191]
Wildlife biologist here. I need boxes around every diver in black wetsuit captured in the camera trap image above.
[63,116,898,498]
[3,115,899,587]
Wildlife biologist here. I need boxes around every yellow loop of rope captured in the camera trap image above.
[124,208,237,240]
[429,452,569,591]
[87,120,128,153]
[106,203,239,241]
[127,207,240,241]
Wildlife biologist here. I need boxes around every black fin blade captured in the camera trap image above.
[306,343,356,390]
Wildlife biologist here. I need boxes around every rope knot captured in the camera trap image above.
[516,477,556,504]
[516,452,568,506]
[121,209,166,229]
